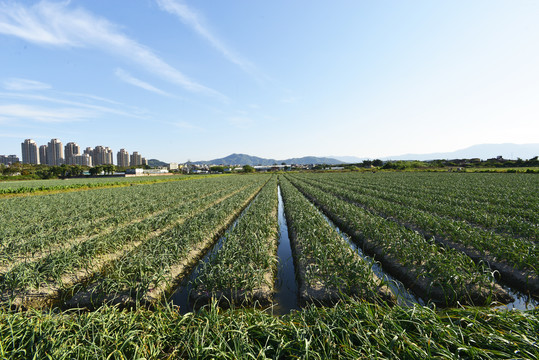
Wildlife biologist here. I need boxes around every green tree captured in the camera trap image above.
[243,165,255,173]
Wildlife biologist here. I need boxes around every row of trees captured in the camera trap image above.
[1,163,152,179]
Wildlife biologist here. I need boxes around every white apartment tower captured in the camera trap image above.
[39,145,48,165]
[130,151,142,166]
[47,139,64,166]
[64,142,80,165]
[93,146,114,165]
[117,149,130,167]
[73,154,92,167]
[21,139,40,164]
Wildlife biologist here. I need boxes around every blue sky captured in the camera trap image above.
[1,0,538,162]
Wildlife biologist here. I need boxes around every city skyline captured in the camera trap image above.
[18,138,148,167]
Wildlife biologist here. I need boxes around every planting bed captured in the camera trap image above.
[280,177,393,305]
[189,176,279,308]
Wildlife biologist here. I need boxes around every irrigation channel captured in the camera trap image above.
[170,185,299,314]
[271,186,299,315]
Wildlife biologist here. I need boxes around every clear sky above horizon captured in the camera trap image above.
[1,0,538,163]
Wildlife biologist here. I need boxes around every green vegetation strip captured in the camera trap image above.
[1,177,263,308]
[296,173,539,295]
[325,172,538,239]
[0,302,537,359]
[65,175,271,308]
[0,177,239,265]
[280,177,392,306]
[286,175,511,307]
[191,176,279,308]
[0,174,220,196]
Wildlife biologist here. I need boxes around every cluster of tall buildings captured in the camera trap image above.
[0,154,19,165]
[20,139,148,167]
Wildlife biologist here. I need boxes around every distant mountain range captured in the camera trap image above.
[193,153,343,166]
[377,143,539,161]
[150,143,538,167]
[331,143,539,162]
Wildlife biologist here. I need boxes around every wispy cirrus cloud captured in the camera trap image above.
[115,68,172,97]
[0,104,95,123]
[3,78,52,91]
[0,1,225,100]
[0,92,145,119]
[155,0,264,82]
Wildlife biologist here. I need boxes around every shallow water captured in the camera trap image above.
[270,186,299,315]
[496,285,539,311]
[314,203,424,307]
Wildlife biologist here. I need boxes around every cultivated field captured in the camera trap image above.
[0,171,537,358]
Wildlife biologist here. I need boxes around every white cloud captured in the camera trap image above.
[115,68,172,97]
[3,78,52,91]
[0,92,144,119]
[0,1,225,99]
[0,104,95,123]
[155,0,263,81]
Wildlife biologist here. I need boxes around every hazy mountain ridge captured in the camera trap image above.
[379,143,539,161]
[331,143,539,163]
[194,153,343,166]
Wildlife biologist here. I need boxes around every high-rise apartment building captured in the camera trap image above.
[39,145,48,165]
[73,154,92,167]
[64,142,80,164]
[130,151,142,166]
[21,139,40,164]
[93,146,114,165]
[117,149,130,167]
[47,139,64,166]
[0,155,20,165]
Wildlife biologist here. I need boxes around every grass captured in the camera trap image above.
[0,300,537,359]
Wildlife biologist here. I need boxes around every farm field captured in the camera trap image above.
[0,174,216,195]
[0,171,538,358]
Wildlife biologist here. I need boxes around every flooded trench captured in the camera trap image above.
[271,185,299,315]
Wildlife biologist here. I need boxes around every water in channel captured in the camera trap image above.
[496,285,539,311]
[271,185,299,315]
[307,197,423,307]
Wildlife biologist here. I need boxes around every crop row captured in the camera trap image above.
[279,177,392,305]
[190,176,280,307]
[291,173,539,296]
[0,174,210,194]
[1,175,269,308]
[65,176,269,309]
[285,175,511,306]
[320,172,537,238]
[329,172,539,221]
[0,176,242,265]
